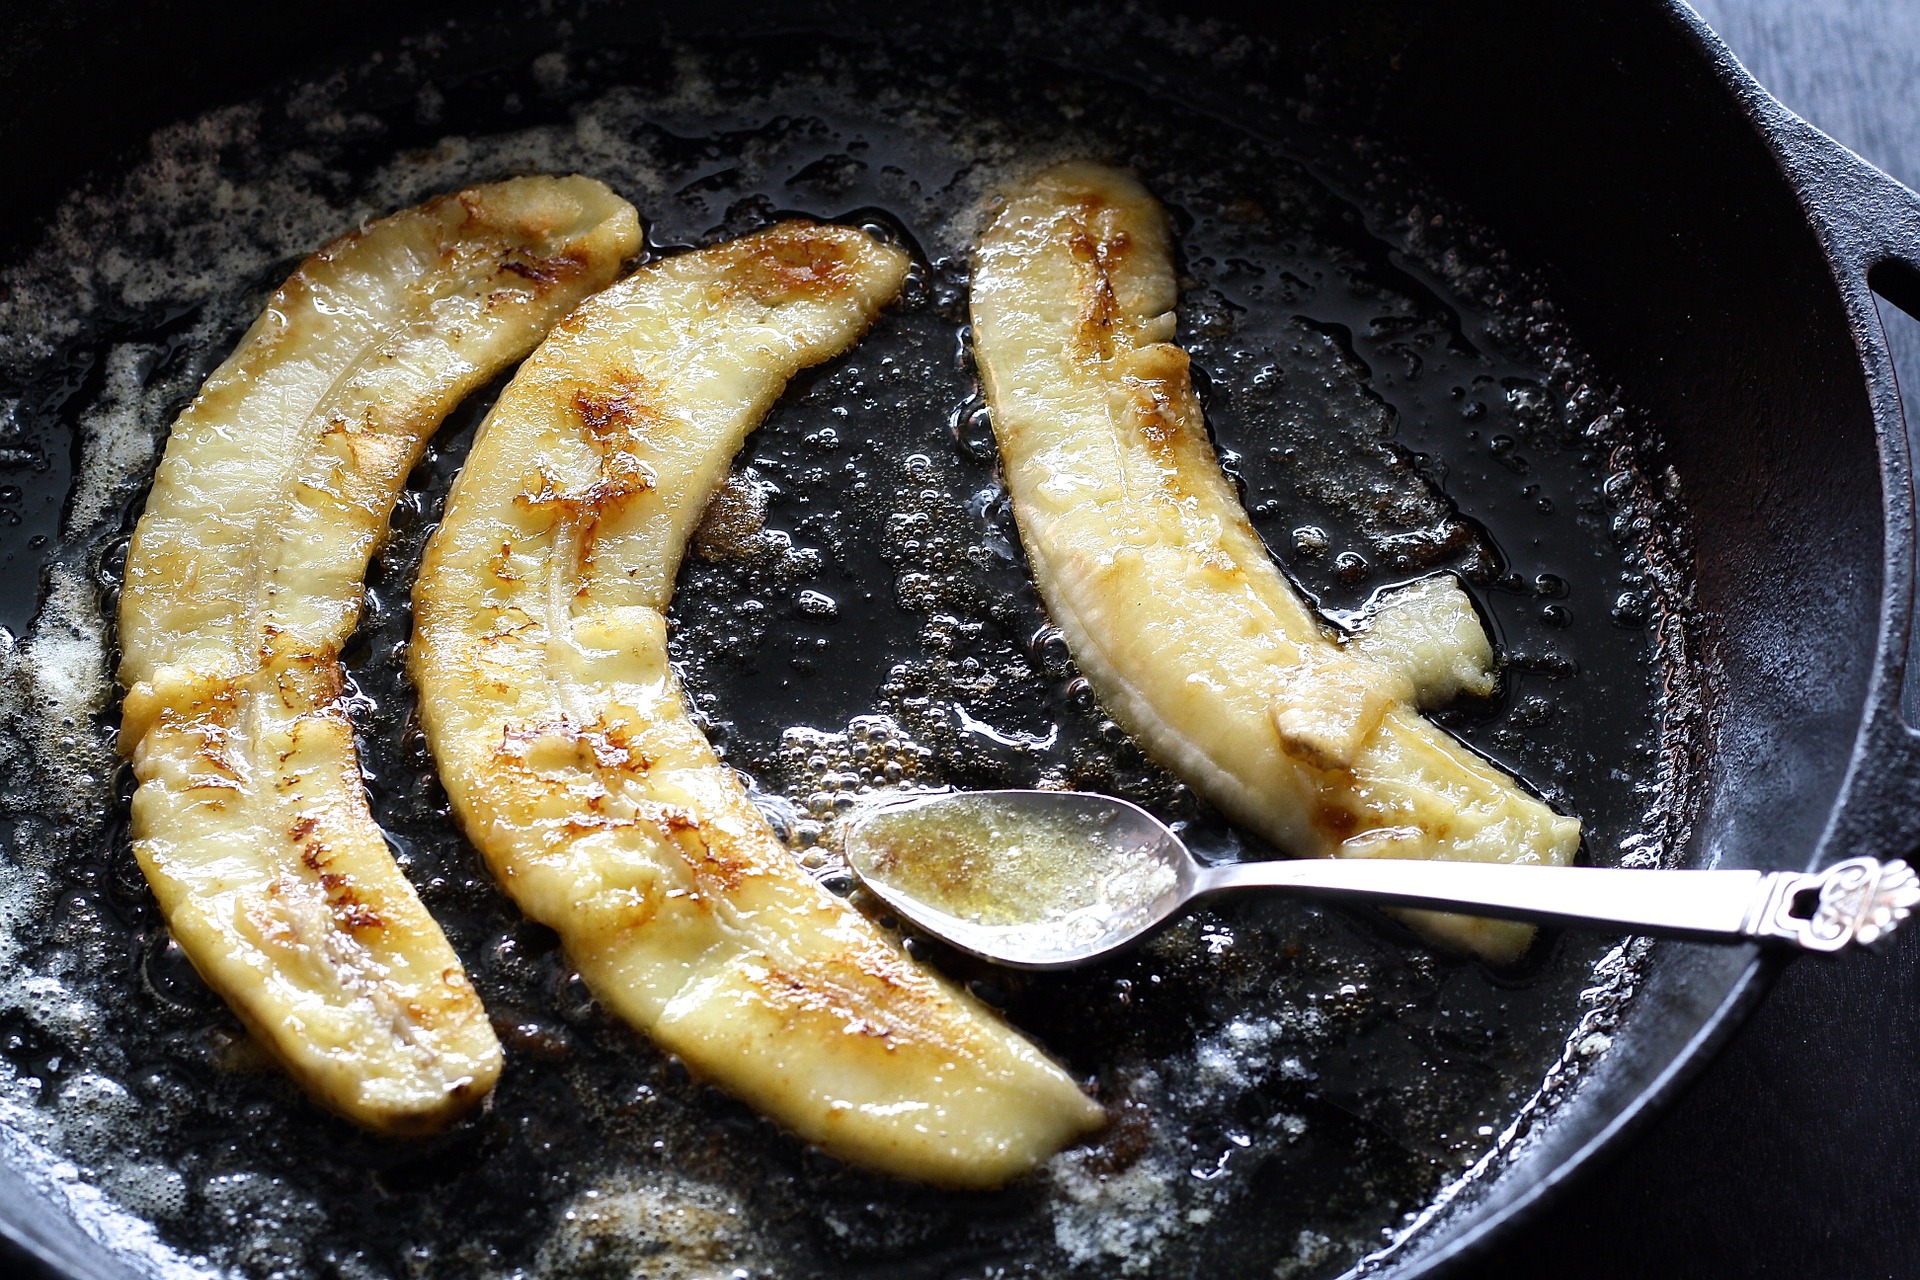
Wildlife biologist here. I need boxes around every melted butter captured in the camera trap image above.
[848,793,1177,931]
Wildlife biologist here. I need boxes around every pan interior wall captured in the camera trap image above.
[0,5,1703,1279]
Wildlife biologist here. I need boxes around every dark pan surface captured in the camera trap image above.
[0,4,1725,1278]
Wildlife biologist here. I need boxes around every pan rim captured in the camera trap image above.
[1382,0,1920,1270]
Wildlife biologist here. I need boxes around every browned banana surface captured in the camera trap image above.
[412,221,1106,1185]
[971,162,1581,962]
[119,176,642,1132]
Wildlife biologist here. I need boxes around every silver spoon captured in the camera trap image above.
[840,789,1920,970]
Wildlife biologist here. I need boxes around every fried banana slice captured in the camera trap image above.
[119,176,642,1132]
[411,222,1105,1186]
[969,162,1581,962]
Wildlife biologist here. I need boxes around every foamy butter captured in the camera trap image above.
[849,793,1179,956]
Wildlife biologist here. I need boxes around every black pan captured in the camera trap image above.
[0,2,1915,1278]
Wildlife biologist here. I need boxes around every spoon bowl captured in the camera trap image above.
[844,789,1200,970]
[841,789,1920,969]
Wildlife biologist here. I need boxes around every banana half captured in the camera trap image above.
[119,176,643,1132]
[969,162,1581,962]
[410,221,1106,1187]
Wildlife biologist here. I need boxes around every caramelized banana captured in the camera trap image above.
[969,162,1581,961]
[411,222,1105,1186]
[120,177,642,1131]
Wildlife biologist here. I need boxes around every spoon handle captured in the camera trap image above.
[1195,855,1920,952]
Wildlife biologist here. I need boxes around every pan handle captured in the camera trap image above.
[1774,117,1920,863]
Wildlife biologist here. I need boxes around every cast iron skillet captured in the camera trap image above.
[1,1,1918,1277]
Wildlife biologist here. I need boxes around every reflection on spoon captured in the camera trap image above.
[843,790,1920,970]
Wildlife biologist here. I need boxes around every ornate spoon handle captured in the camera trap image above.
[1196,855,1920,952]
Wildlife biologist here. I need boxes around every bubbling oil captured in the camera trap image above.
[0,7,1703,1280]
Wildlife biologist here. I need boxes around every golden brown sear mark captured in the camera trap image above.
[678,823,753,896]
[501,249,587,288]
[495,713,656,776]
[514,373,666,538]
[1313,802,1360,841]
[726,221,858,302]
[326,883,386,936]
[1065,201,1133,361]
[487,715,757,899]
[574,371,665,449]
[288,815,387,935]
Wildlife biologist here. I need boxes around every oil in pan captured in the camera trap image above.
[0,6,1706,1278]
